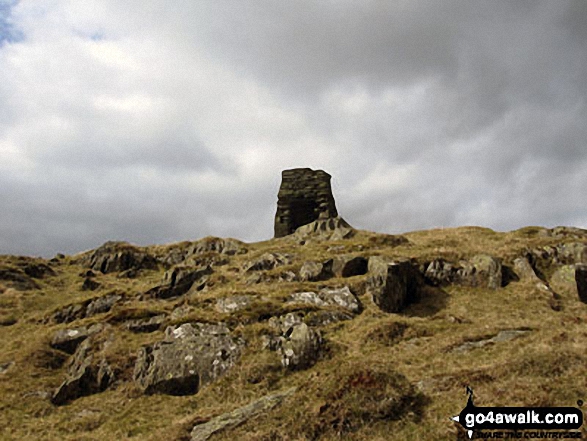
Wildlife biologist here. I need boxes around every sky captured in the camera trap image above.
[1,1,586,257]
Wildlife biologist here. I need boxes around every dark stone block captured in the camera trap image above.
[274,168,338,238]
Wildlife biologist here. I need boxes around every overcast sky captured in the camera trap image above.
[1,1,586,257]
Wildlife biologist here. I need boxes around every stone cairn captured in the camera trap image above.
[274,168,338,238]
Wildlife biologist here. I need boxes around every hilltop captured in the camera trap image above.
[1,169,586,440]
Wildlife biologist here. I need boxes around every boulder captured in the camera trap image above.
[243,253,292,272]
[133,323,243,396]
[331,255,368,278]
[215,295,255,314]
[190,388,296,441]
[52,303,86,323]
[294,216,355,241]
[367,257,423,312]
[575,265,587,304]
[299,260,333,282]
[367,258,423,313]
[278,270,298,282]
[189,237,247,256]
[161,238,248,267]
[424,254,503,289]
[539,226,587,239]
[459,254,503,289]
[0,266,39,291]
[305,310,355,327]
[287,286,361,314]
[149,265,212,299]
[125,314,166,333]
[23,262,56,279]
[85,241,158,274]
[81,277,100,291]
[423,259,459,286]
[86,292,122,316]
[279,323,322,370]
[50,324,103,354]
[51,339,113,405]
[513,257,542,282]
[52,292,124,323]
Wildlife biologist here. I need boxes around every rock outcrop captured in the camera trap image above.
[294,216,355,241]
[190,388,296,441]
[133,323,243,396]
[299,260,333,282]
[274,168,339,238]
[243,253,292,272]
[52,292,124,324]
[51,338,113,405]
[575,265,587,303]
[423,254,503,289]
[50,324,103,354]
[279,322,322,370]
[84,241,158,274]
[147,265,212,299]
[367,258,423,313]
[287,287,361,314]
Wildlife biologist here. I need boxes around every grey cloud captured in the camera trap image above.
[1,0,587,257]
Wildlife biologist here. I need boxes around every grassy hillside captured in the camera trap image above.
[1,225,586,440]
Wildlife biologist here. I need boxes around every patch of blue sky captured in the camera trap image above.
[0,0,23,46]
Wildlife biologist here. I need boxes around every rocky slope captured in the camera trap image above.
[1,223,587,440]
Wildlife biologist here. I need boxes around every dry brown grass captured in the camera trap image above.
[1,226,586,440]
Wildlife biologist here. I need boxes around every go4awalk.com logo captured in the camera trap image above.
[451,387,583,439]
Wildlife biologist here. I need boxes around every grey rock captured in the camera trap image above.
[0,266,39,290]
[459,254,503,289]
[85,292,122,316]
[189,237,247,256]
[149,265,212,299]
[539,226,587,239]
[299,260,333,282]
[50,324,103,354]
[424,254,503,289]
[575,265,587,304]
[278,270,298,282]
[513,257,541,281]
[287,286,360,313]
[331,255,368,278]
[294,216,355,241]
[215,295,255,313]
[81,277,100,291]
[190,387,296,441]
[23,262,56,279]
[125,315,166,333]
[305,310,355,327]
[367,257,423,313]
[52,303,86,323]
[243,253,292,272]
[451,329,531,353]
[268,312,305,334]
[161,238,248,267]
[280,323,322,370]
[85,241,158,274]
[133,323,242,396]
[51,339,113,405]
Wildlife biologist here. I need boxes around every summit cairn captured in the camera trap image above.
[274,168,339,238]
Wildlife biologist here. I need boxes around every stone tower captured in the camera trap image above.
[274,168,339,238]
